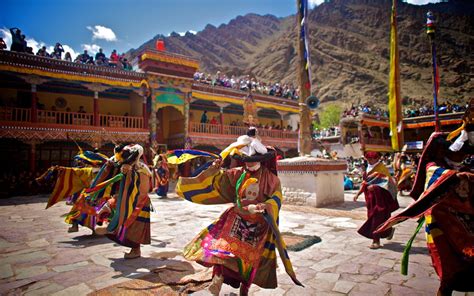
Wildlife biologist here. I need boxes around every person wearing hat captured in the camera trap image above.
[176,128,302,295]
[354,151,399,249]
[93,144,152,259]
[375,100,474,295]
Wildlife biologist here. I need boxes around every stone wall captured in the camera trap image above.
[277,156,347,207]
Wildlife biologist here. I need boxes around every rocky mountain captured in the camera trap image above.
[129,0,474,108]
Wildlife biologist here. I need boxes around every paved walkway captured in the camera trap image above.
[0,191,470,295]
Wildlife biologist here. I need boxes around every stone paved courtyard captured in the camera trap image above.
[0,190,472,295]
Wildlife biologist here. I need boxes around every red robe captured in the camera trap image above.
[358,162,399,239]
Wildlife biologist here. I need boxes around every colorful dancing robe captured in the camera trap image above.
[105,163,152,248]
[376,133,474,293]
[358,162,399,240]
[65,162,119,230]
[177,165,301,290]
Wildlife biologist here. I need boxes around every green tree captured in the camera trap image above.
[312,104,342,130]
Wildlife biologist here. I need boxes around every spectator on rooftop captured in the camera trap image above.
[95,48,107,65]
[122,58,132,71]
[109,49,119,67]
[9,28,24,52]
[78,50,90,64]
[0,38,6,50]
[20,34,31,53]
[64,52,72,62]
[52,42,64,59]
[36,46,49,57]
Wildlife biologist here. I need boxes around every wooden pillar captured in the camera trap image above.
[142,95,148,129]
[93,91,99,126]
[29,141,36,173]
[219,106,224,125]
[214,102,230,133]
[277,110,288,130]
[31,84,37,122]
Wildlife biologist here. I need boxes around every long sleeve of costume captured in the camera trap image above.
[176,165,235,204]
[46,167,95,209]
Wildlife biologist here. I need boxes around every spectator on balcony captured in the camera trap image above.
[109,49,119,67]
[210,117,218,125]
[0,38,6,50]
[78,106,86,113]
[64,52,72,62]
[200,110,208,124]
[95,48,107,65]
[52,43,64,59]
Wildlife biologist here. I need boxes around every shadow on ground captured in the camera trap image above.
[91,254,211,295]
[57,234,111,248]
[382,242,429,254]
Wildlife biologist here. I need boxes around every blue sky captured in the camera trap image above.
[1,0,441,59]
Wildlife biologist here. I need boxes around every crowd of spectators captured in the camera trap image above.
[0,171,51,198]
[403,102,466,118]
[343,101,467,119]
[3,27,133,71]
[343,104,389,118]
[313,126,341,139]
[194,71,299,100]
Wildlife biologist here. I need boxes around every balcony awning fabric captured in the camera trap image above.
[404,119,461,129]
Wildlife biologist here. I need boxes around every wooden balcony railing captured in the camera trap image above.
[38,110,93,125]
[0,107,31,122]
[189,122,298,139]
[0,107,143,129]
[363,137,391,146]
[99,114,143,129]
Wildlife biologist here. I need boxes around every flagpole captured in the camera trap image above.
[427,11,440,132]
[296,0,313,156]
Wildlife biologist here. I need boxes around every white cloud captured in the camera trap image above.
[87,25,117,41]
[308,0,324,8]
[62,44,78,60]
[308,0,442,8]
[405,0,442,4]
[25,37,46,55]
[81,44,101,56]
[0,28,12,49]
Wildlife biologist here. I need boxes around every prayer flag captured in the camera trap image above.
[388,0,404,151]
